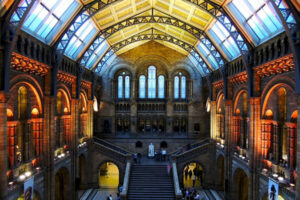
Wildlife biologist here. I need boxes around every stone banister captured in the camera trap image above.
[120,160,131,200]
[172,161,183,200]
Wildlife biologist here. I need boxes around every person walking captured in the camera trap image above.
[133,153,137,164]
[185,166,189,179]
[167,163,172,175]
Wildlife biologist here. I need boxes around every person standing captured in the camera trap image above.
[192,173,196,187]
[133,153,137,164]
[185,166,189,179]
[161,149,166,161]
[167,163,172,175]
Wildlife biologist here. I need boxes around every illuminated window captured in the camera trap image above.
[181,76,186,99]
[118,76,123,99]
[174,76,179,99]
[22,0,79,44]
[64,17,98,60]
[209,21,241,60]
[158,75,165,99]
[228,0,284,45]
[125,76,130,99]
[148,66,156,98]
[174,73,187,99]
[139,75,146,99]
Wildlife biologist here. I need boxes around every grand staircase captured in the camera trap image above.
[127,164,176,200]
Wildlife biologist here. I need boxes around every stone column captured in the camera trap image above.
[224,100,233,197]
[87,100,93,139]
[248,97,261,200]
[43,96,56,200]
[71,98,80,199]
[0,92,8,199]
[295,95,300,198]
[210,101,217,140]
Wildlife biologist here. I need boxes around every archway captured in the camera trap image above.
[78,155,86,187]
[17,190,41,200]
[234,168,248,200]
[99,162,119,188]
[55,167,70,200]
[183,162,203,188]
[217,155,225,190]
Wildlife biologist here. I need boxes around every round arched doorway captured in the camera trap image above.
[55,167,69,200]
[17,190,41,200]
[234,168,248,200]
[99,162,119,188]
[183,162,203,188]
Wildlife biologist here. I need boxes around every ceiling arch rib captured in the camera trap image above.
[92,32,211,76]
[183,0,251,54]
[54,0,121,53]
[81,12,225,72]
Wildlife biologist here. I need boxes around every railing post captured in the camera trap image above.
[172,161,183,200]
[121,160,131,200]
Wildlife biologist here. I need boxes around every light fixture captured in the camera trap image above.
[278,177,284,181]
[8,181,14,186]
[19,174,26,181]
[272,173,278,178]
[25,171,32,177]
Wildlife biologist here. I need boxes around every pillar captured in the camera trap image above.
[43,95,56,200]
[295,95,300,198]
[0,92,8,199]
[210,101,217,140]
[248,97,261,200]
[224,100,233,197]
[87,100,93,139]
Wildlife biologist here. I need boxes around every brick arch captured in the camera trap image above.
[57,85,71,113]
[261,82,295,118]
[233,88,248,114]
[170,62,200,80]
[10,74,43,113]
[107,63,135,79]
[216,92,225,113]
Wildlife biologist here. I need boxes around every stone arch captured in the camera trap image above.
[182,161,205,188]
[55,167,70,200]
[136,141,143,148]
[232,168,249,200]
[233,88,248,114]
[107,62,135,79]
[160,141,168,148]
[97,160,121,189]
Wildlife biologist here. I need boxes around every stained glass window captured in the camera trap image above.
[118,76,123,99]
[174,76,179,99]
[228,0,283,45]
[139,75,146,99]
[148,66,156,98]
[125,76,130,99]
[22,0,79,44]
[158,75,165,99]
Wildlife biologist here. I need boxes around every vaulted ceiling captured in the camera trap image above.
[4,0,298,76]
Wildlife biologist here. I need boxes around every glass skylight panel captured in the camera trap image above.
[86,41,109,68]
[64,18,98,60]
[209,21,240,60]
[228,0,283,45]
[22,0,79,44]
[188,55,207,76]
[197,42,218,69]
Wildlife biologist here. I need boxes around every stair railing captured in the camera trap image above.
[120,160,131,200]
[172,161,183,200]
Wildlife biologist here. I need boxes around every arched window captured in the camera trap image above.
[174,72,187,99]
[18,86,28,120]
[181,76,186,99]
[158,75,165,99]
[148,66,156,98]
[118,76,123,99]
[174,76,179,99]
[139,75,146,98]
[125,76,130,99]
[117,71,130,99]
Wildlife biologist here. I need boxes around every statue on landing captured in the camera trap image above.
[148,143,154,158]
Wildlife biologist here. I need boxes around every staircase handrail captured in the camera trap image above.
[171,139,212,163]
[169,138,211,156]
[120,160,131,200]
[93,138,132,163]
[172,161,183,200]
[93,137,133,155]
